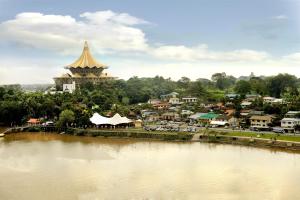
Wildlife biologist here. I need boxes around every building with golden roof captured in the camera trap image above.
[54,41,115,89]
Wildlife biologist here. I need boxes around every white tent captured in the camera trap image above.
[109,113,123,125]
[121,116,133,124]
[90,113,133,126]
[89,113,110,125]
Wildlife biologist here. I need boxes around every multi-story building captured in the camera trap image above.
[250,115,273,129]
[281,111,300,132]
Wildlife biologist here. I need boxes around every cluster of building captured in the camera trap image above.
[142,92,300,133]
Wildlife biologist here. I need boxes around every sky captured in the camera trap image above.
[0,0,300,84]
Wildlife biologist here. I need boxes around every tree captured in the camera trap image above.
[234,80,251,95]
[249,77,267,95]
[57,109,75,128]
[177,77,191,89]
[266,74,298,98]
[211,72,236,90]
[187,80,208,98]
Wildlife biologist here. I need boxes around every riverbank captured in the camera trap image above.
[195,130,300,152]
[2,126,194,141]
[3,126,300,152]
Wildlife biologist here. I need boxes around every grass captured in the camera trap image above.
[87,127,192,135]
[215,131,300,143]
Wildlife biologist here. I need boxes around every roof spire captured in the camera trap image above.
[84,41,88,49]
[65,41,107,69]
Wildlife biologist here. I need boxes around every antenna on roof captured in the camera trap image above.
[84,41,88,48]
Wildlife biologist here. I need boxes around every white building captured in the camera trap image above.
[284,111,300,118]
[281,118,300,130]
[241,101,252,108]
[182,97,198,103]
[63,81,76,93]
[263,97,283,104]
[169,97,180,105]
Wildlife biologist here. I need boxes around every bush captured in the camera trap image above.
[27,126,41,132]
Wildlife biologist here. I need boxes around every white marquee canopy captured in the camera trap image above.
[90,113,133,126]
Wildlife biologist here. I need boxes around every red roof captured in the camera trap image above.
[27,118,40,124]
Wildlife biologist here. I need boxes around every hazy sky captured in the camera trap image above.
[0,0,300,84]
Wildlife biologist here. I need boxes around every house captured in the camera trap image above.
[182,97,198,103]
[241,101,252,108]
[263,97,275,103]
[240,110,251,117]
[189,113,207,122]
[249,110,264,116]
[245,94,261,102]
[161,112,180,121]
[280,111,300,132]
[281,118,300,132]
[181,110,194,116]
[27,118,40,126]
[250,115,274,129]
[153,102,170,110]
[160,92,179,101]
[142,111,159,122]
[169,97,180,105]
[263,97,283,104]
[284,111,300,118]
[148,99,161,105]
[141,111,157,118]
[198,112,220,124]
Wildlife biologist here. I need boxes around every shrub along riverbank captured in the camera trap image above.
[68,128,193,141]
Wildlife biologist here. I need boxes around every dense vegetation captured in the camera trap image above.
[1,73,300,126]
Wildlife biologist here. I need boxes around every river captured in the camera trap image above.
[0,133,300,200]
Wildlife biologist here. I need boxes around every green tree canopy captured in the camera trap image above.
[57,109,75,128]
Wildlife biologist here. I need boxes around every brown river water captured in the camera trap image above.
[0,132,300,200]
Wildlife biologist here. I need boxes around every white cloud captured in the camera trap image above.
[0,11,300,84]
[0,11,273,63]
[151,45,270,62]
[109,59,300,81]
[0,11,149,55]
[0,57,63,84]
[272,15,288,20]
[282,52,300,64]
[80,10,148,25]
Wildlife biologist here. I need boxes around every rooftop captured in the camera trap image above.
[65,41,107,69]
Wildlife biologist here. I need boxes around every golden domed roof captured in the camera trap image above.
[65,41,107,69]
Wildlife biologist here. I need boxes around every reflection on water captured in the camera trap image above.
[1,133,300,200]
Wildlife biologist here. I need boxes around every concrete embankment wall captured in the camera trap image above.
[196,134,300,152]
